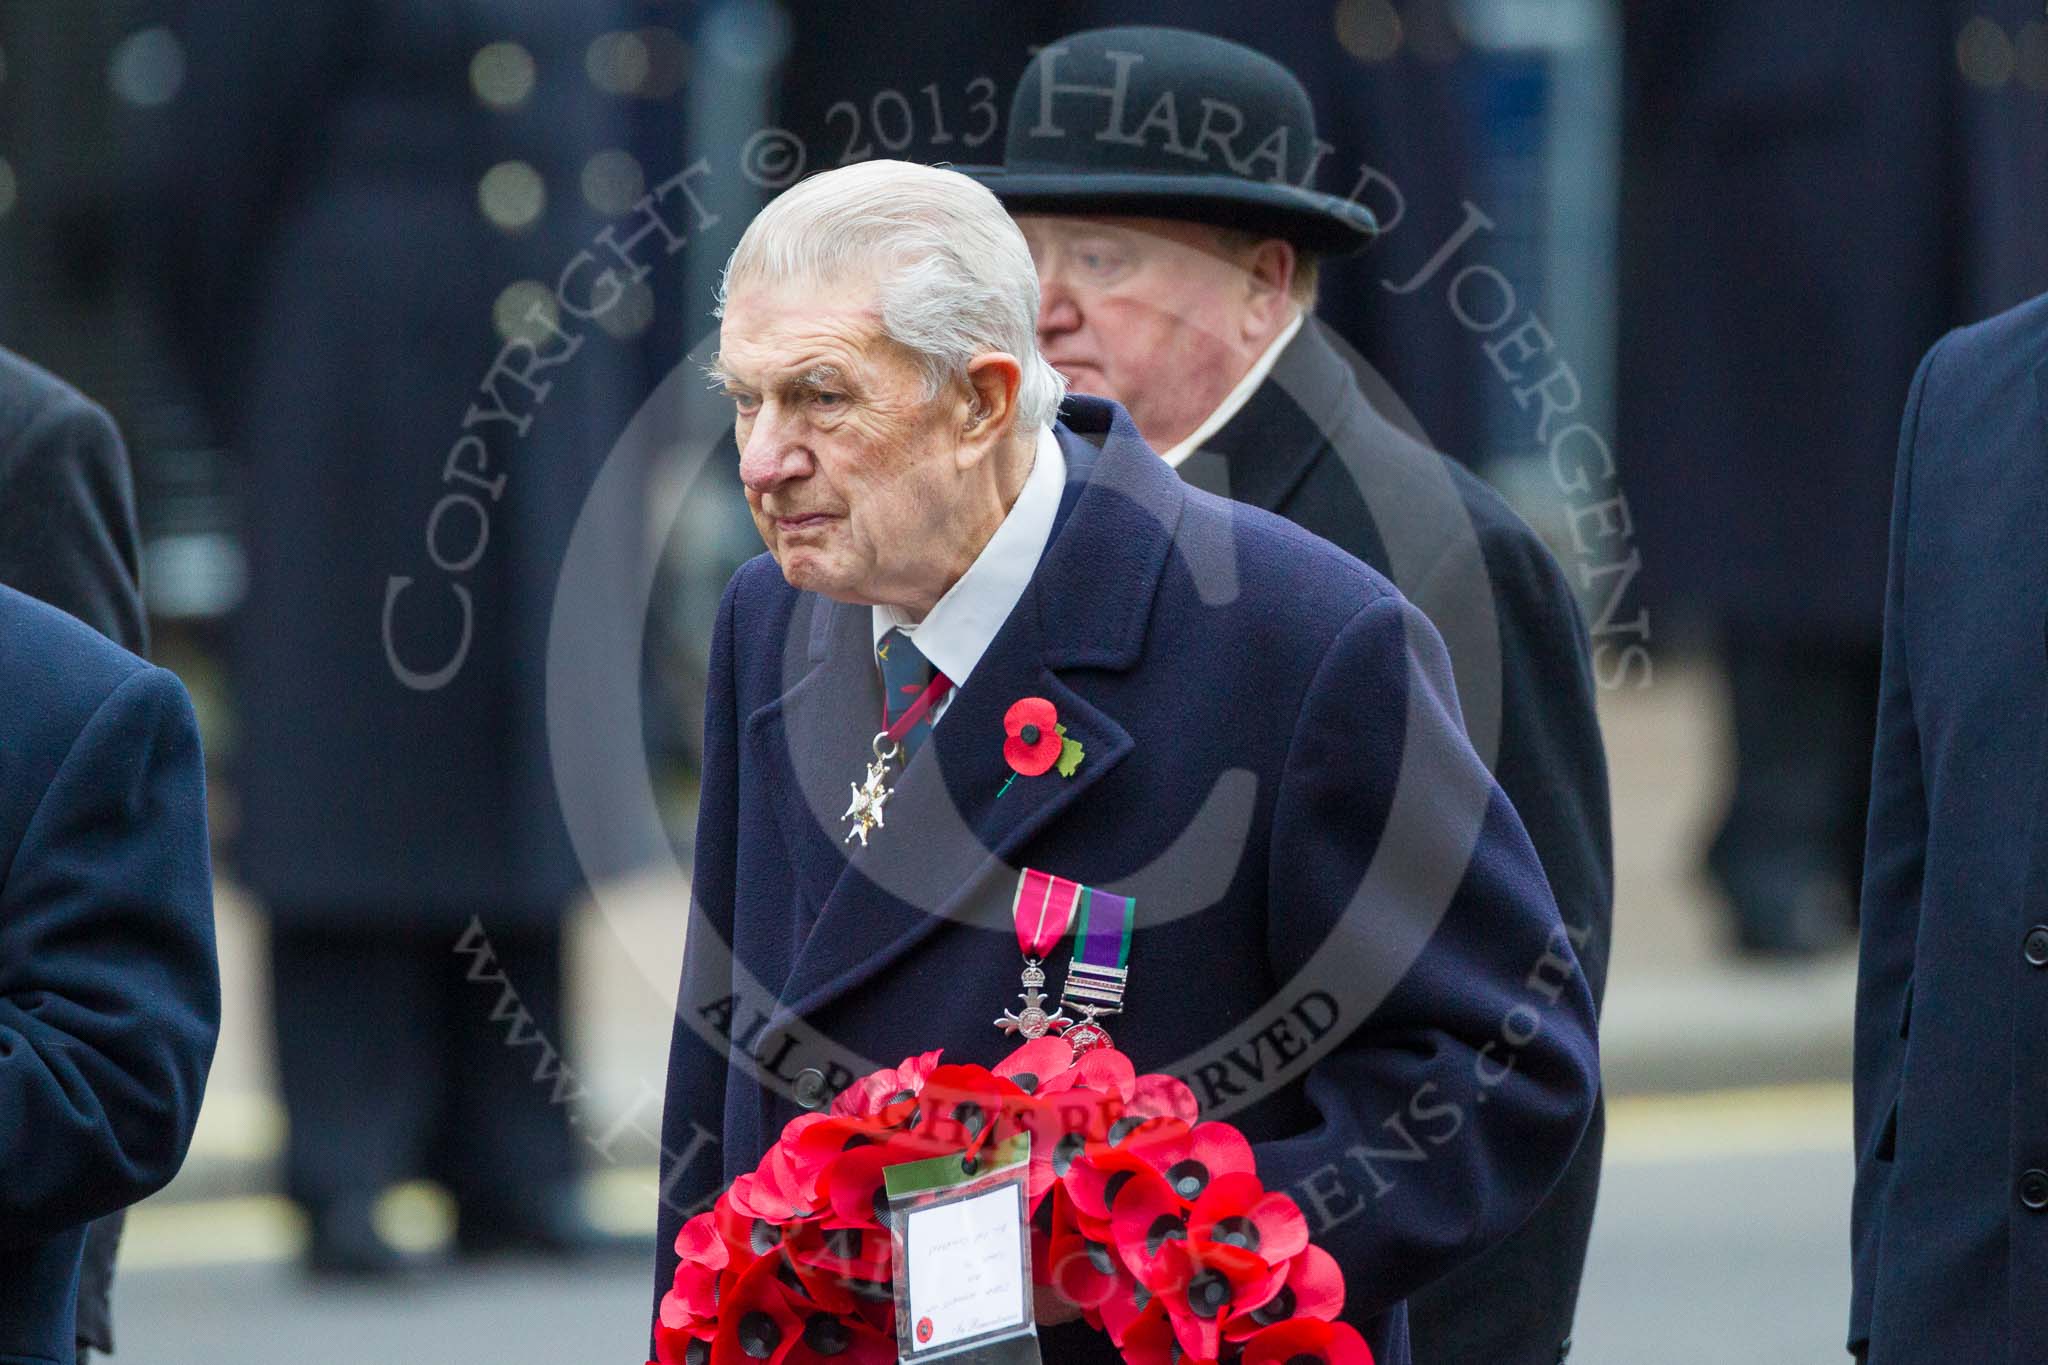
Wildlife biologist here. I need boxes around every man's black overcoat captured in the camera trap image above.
[1181,322,1612,1365]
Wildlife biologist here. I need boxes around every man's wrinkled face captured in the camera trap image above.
[717,280,962,607]
[1018,215,1258,449]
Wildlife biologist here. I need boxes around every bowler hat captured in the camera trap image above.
[961,27,1376,256]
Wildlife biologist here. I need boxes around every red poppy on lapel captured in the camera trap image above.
[1004,697,1063,775]
[1004,697,1086,779]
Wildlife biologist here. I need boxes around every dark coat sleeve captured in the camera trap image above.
[1269,445,1614,998]
[1849,330,1944,1358]
[0,665,220,1248]
[1403,517,1612,1361]
[0,378,146,653]
[1249,395,1612,1354]
[1255,588,1600,1318]
[1476,519,1614,1001]
[653,566,748,1336]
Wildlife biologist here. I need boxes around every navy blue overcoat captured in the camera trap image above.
[1853,292,2048,1361]
[654,399,1597,1363]
[0,586,218,1363]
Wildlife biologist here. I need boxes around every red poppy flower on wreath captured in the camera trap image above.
[709,1254,802,1365]
[1117,1297,1191,1365]
[654,1040,1371,1365]
[1239,1315,1375,1364]
[1040,1184,1119,1312]
[714,1190,786,1272]
[829,1049,942,1119]
[900,1063,1017,1155]
[1222,1243,1346,1344]
[787,1218,892,1291]
[1066,1118,1257,1226]
[1093,1268,1161,1351]
[661,1212,728,1331]
[1139,1169,1310,1360]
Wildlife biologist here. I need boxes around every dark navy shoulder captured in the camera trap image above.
[1175,477,1400,641]
[1943,288,2048,373]
[1917,289,2048,413]
[1909,289,2048,455]
[1440,452,1556,567]
[725,551,791,610]
[1,582,148,688]
[0,346,109,450]
[0,583,160,753]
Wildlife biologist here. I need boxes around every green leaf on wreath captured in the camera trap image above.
[1056,737,1085,778]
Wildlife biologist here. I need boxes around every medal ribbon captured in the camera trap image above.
[1062,885,1135,1014]
[1010,868,1083,961]
[1073,888,1133,969]
[882,672,953,747]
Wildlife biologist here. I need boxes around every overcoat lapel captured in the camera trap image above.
[1185,323,1358,511]
[757,405,1182,1026]
[743,592,883,931]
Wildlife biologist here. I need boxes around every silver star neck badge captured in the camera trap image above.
[842,732,901,847]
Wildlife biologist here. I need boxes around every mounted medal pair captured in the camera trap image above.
[997,868,1133,1059]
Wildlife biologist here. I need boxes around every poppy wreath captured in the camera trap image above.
[650,1037,1373,1365]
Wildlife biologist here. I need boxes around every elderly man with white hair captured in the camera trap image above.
[651,158,1597,1365]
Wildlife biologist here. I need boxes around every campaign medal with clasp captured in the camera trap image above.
[1057,884,1134,1055]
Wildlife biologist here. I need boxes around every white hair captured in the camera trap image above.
[718,160,1067,432]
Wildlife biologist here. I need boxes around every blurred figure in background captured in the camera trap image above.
[0,346,148,1361]
[1619,0,2048,957]
[0,347,219,1363]
[140,1,655,1273]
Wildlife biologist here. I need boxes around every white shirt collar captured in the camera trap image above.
[870,424,1066,692]
[1159,311,1306,469]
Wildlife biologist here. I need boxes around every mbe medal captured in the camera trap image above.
[994,959,1067,1040]
[996,869,1081,1039]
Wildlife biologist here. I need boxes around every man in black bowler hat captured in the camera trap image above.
[967,27,1611,1365]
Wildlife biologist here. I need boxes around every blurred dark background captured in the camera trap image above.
[2,1,2045,1360]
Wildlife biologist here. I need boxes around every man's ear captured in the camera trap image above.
[1242,238,1298,343]
[958,352,1025,470]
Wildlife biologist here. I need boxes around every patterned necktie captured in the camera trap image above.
[877,627,939,759]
